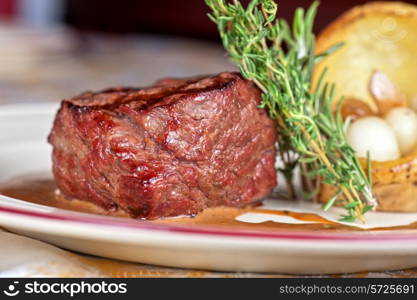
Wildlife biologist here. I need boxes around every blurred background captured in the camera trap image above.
[1,0,417,104]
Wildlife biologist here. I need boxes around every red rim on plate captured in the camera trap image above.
[1,201,417,242]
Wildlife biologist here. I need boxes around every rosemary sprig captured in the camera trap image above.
[206,0,376,222]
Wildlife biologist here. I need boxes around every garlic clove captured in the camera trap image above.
[384,107,417,156]
[347,116,400,161]
[369,71,407,115]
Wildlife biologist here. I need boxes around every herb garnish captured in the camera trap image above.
[206,0,376,222]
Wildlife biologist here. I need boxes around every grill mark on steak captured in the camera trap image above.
[49,72,277,219]
[65,73,235,112]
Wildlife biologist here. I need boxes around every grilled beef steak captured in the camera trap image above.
[48,72,277,219]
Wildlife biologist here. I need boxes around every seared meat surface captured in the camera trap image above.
[48,72,277,219]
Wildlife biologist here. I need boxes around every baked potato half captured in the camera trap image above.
[313,1,417,212]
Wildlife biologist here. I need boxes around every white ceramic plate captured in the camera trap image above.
[1,103,417,275]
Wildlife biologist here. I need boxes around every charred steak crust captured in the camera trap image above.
[48,72,277,219]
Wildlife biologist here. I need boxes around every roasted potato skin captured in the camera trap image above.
[314,2,417,212]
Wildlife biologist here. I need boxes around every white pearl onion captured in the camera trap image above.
[384,107,417,156]
[347,116,400,161]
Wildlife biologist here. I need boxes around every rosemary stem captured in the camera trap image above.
[206,0,374,222]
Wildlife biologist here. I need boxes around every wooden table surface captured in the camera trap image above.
[0,26,416,278]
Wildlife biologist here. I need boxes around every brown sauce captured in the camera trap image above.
[0,176,130,218]
[1,175,417,232]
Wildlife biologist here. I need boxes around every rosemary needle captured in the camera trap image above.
[206,0,376,222]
